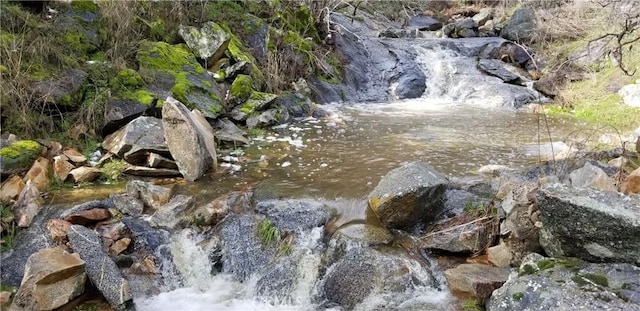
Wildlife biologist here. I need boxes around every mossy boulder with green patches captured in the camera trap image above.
[33,69,88,107]
[0,140,44,175]
[230,91,278,122]
[229,74,254,106]
[136,41,223,119]
[178,22,230,67]
[225,31,265,90]
[54,0,103,57]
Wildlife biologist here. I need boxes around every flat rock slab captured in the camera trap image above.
[445,263,509,303]
[537,184,640,265]
[68,225,132,310]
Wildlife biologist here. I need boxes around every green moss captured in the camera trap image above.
[583,273,609,287]
[122,89,155,106]
[113,69,143,88]
[0,65,8,75]
[557,257,583,269]
[536,260,556,271]
[64,31,92,55]
[70,0,100,13]
[230,74,253,103]
[512,292,524,301]
[572,275,589,287]
[138,41,204,75]
[0,140,43,172]
[224,30,265,89]
[239,101,256,114]
[519,264,536,276]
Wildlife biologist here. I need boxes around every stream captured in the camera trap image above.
[51,37,601,310]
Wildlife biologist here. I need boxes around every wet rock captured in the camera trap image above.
[0,175,25,203]
[501,7,537,43]
[126,180,174,209]
[68,166,101,183]
[13,180,42,228]
[60,199,115,219]
[149,195,196,230]
[569,162,617,191]
[368,161,448,230]
[9,247,86,311]
[162,97,216,181]
[418,215,499,254]
[379,27,407,38]
[63,208,112,226]
[621,167,640,194]
[192,195,230,226]
[53,155,75,182]
[487,254,640,311]
[23,157,50,191]
[216,214,278,281]
[323,247,436,310]
[394,68,426,99]
[189,109,217,170]
[443,18,478,38]
[618,80,640,108]
[214,118,250,145]
[123,165,181,177]
[537,184,640,264]
[231,92,278,121]
[1,206,59,286]
[325,223,394,265]
[445,263,509,303]
[407,15,442,31]
[246,108,286,129]
[255,199,332,232]
[110,193,144,217]
[62,148,87,165]
[229,74,253,106]
[478,59,526,84]
[33,69,88,107]
[102,116,169,165]
[0,140,44,176]
[178,22,230,65]
[67,225,132,310]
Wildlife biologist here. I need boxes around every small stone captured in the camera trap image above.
[110,238,131,256]
[147,153,178,169]
[62,148,87,164]
[68,167,101,183]
[569,162,616,192]
[126,180,174,209]
[620,167,640,194]
[46,219,72,244]
[123,165,181,177]
[487,242,513,267]
[444,263,510,303]
[13,180,42,227]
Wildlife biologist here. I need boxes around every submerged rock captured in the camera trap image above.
[9,247,86,311]
[537,184,640,265]
[368,161,448,230]
[67,225,132,310]
[487,254,640,310]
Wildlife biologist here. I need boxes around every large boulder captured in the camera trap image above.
[254,199,332,233]
[101,116,169,165]
[368,161,448,230]
[178,22,230,66]
[394,68,426,99]
[215,214,278,281]
[487,254,640,310]
[406,15,443,31]
[162,97,216,181]
[9,247,86,311]
[137,41,223,119]
[537,184,640,264]
[501,7,537,42]
[67,225,132,310]
[322,247,438,310]
[0,140,44,176]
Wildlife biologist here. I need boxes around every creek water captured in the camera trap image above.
[52,38,602,310]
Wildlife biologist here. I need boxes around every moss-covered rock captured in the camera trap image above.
[225,30,265,90]
[178,22,230,66]
[136,41,223,119]
[0,140,44,175]
[229,74,254,106]
[32,69,88,107]
[54,0,103,58]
